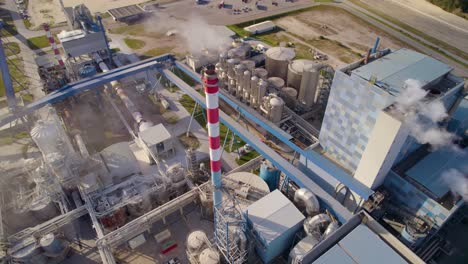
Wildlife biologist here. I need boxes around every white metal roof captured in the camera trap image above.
[313,224,409,264]
[138,123,172,145]
[246,190,305,245]
[244,20,276,33]
[57,30,86,43]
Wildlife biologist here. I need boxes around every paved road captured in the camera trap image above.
[3,0,44,38]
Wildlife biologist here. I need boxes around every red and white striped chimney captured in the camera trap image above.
[43,24,64,67]
[203,65,222,209]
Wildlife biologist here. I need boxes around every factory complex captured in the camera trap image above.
[0,1,467,264]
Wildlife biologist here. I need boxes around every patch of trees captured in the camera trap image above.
[428,0,468,13]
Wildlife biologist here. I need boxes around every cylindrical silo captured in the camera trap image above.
[226,58,239,78]
[280,87,298,109]
[298,64,320,110]
[249,76,258,106]
[269,96,284,123]
[260,160,280,191]
[243,70,251,102]
[240,60,255,71]
[257,79,268,107]
[287,59,315,91]
[29,196,58,221]
[234,64,246,98]
[254,68,268,80]
[40,233,64,254]
[268,77,285,91]
[265,47,295,81]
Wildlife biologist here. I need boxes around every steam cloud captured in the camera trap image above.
[143,13,231,55]
[442,168,468,201]
[393,79,458,150]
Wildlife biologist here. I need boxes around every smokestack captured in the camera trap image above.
[43,24,64,67]
[203,65,222,209]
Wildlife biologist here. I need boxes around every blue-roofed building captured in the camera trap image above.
[448,95,468,137]
[314,48,464,192]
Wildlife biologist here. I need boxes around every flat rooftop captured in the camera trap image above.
[406,147,468,199]
[108,5,145,20]
[313,224,408,264]
[351,48,453,95]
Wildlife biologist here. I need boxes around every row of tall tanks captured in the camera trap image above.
[214,44,334,124]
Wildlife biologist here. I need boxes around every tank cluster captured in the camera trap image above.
[9,233,72,264]
[186,230,221,264]
[289,188,340,263]
[215,45,334,124]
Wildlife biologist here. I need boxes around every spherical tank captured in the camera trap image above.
[269,96,284,123]
[199,248,220,264]
[226,172,270,193]
[265,47,295,81]
[280,87,298,109]
[298,63,320,109]
[268,77,285,91]
[187,230,208,254]
[287,59,315,91]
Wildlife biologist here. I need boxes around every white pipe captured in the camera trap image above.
[303,213,331,238]
[294,188,320,216]
[92,53,153,132]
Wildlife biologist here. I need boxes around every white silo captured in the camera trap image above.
[287,59,315,91]
[280,87,298,109]
[254,68,268,80]
[268,77,285,91]
[234,64,246,98]
[243,70,252,102]
[298,63,320,110]
[265,47,295,81]
[262,95,285,124]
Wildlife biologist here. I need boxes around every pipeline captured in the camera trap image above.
[294,188,320,216]
[92,53,154,132]
[203,65,222,209]
[303,213,331,239]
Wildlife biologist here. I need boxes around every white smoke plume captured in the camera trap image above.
[176,15,232,55]
[143,13,231,55]
[442,168,468,201]
[393,79,458,150]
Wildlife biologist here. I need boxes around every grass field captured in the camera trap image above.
[4,42,20,57]
[26,35,51,50]
[124,38,146,49]
[236,150,260,165]
[0,58,29,97]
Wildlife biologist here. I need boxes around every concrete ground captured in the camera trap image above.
[355,0,468,56]
[28,0,67,28]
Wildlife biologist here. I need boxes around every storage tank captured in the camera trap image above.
[10,240,42,264]
[199,248,220,264]
[269,96,284,123]
[254,68,268,80]
[226,58,239,77]
[265,47,295,81]
[226,172,270,193]
[240,60,255,71]
[234,64,247,97]
[268,77,285,91]
[29,196,58,221]
[257,80,268,106]
[40,233,64,254]
[259,160,280,191]
[242,70,251,103]
[298,63,320,109]
[280,87,298,109]
[287,59,315,91]
[400,222,428,248]
[187,230,208,254]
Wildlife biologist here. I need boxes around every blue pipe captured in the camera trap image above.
[372,37,380,54]
[0,22,16,111]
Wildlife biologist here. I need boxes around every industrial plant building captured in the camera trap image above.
[0,3,466,264]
